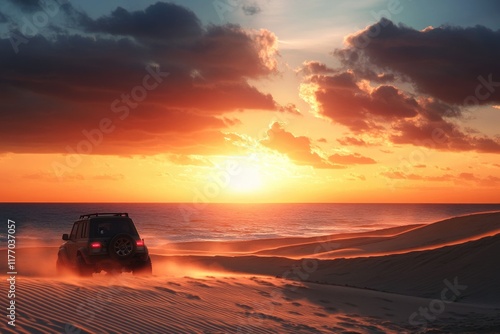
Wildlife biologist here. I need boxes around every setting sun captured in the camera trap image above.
[228,161,263,193]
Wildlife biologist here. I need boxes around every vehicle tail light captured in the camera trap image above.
[90,242,101,249]
[136,239,144,247]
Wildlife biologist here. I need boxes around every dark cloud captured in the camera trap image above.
[303,69,419,132]
[6,0,44,12]
[0,11,8,23]
[242,4,261,16]
[82,3,202,43]
[277,103,301,115]
[0,2,280,154]
[300,19,500,153]
[300,61,335,75]
[390,118,500,153]
[340,19,500,105]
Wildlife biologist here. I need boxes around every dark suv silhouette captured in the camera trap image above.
[57,213,152,276]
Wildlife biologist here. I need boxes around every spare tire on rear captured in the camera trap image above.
[109,234,136,259]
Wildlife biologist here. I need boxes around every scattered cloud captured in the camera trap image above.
[329,153,376,165]
[345,173,366,181]
[337,136,369,147]
[169,154,213,166]
[380,169,500,187]
[261,123,339,169]
[380,171,454,182]
[278,103,302,115]
[260,123,377,169]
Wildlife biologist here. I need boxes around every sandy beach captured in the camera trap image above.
[1,212,500,333]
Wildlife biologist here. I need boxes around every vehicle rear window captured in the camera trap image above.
[90,218,138,238]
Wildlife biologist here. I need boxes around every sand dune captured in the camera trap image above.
[160,224,424,255]
[2,273,499,333]
[164,212,500,259]
[1,212,499,333]
[152,233,500,305]
[254,212,500,258]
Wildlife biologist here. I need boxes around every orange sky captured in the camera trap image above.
[1,1,499,203]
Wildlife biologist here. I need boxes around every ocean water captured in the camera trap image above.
[1,203,500,248]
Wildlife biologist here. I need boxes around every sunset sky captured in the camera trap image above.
[1,0,499,203]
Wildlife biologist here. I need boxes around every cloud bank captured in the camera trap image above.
[0,2,280,155]
[300,19,500,153]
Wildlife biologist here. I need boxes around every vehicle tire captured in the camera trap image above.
[109,234,137,259]
[133,257,152,276]
[76,255,93,277]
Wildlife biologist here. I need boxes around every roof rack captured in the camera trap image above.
[79,213,129,219]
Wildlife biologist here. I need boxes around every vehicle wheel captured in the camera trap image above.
[109,234,136,259]
[133,257,152,276]
[76,255,93,277]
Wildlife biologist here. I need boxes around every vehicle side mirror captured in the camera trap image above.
[62,234,69,240]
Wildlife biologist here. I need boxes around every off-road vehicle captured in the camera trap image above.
[57,213,152,276]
